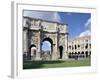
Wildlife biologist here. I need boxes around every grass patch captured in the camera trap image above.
[23,58,90,69]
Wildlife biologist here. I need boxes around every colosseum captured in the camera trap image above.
[68,36,91,60]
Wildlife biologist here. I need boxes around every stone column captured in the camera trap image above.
[36,31,41,60]
[52,35,58,60]
[52,44,57,60]
[23,29,28,59]
[63,34,68,59]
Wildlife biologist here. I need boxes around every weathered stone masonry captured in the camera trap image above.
[23,16,69,60]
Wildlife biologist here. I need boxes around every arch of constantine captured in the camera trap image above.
[23,16,68,60]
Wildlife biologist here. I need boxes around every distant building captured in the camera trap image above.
[68,36,91,59]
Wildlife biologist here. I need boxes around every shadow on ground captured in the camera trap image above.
[23,60,65,69]
[23,58,91,69]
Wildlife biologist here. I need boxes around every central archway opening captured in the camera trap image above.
[42,41,51,51]
[41,38,53,60]
[59,46,63,59]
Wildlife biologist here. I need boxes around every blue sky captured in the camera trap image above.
[58,12,91,38]
[42,41,51,51]
[24,10,91,51]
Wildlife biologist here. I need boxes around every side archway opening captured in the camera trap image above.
[29,44,36,60]
[59,46,63,59]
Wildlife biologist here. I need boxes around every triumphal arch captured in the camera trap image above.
[23,16,68,60]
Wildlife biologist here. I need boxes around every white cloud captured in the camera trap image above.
[77,18,91,38]
[84,18,91,29]
[44,41,51,47]
[66,12,72,15]
[78,30,91,37]
[24,11,62,23]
